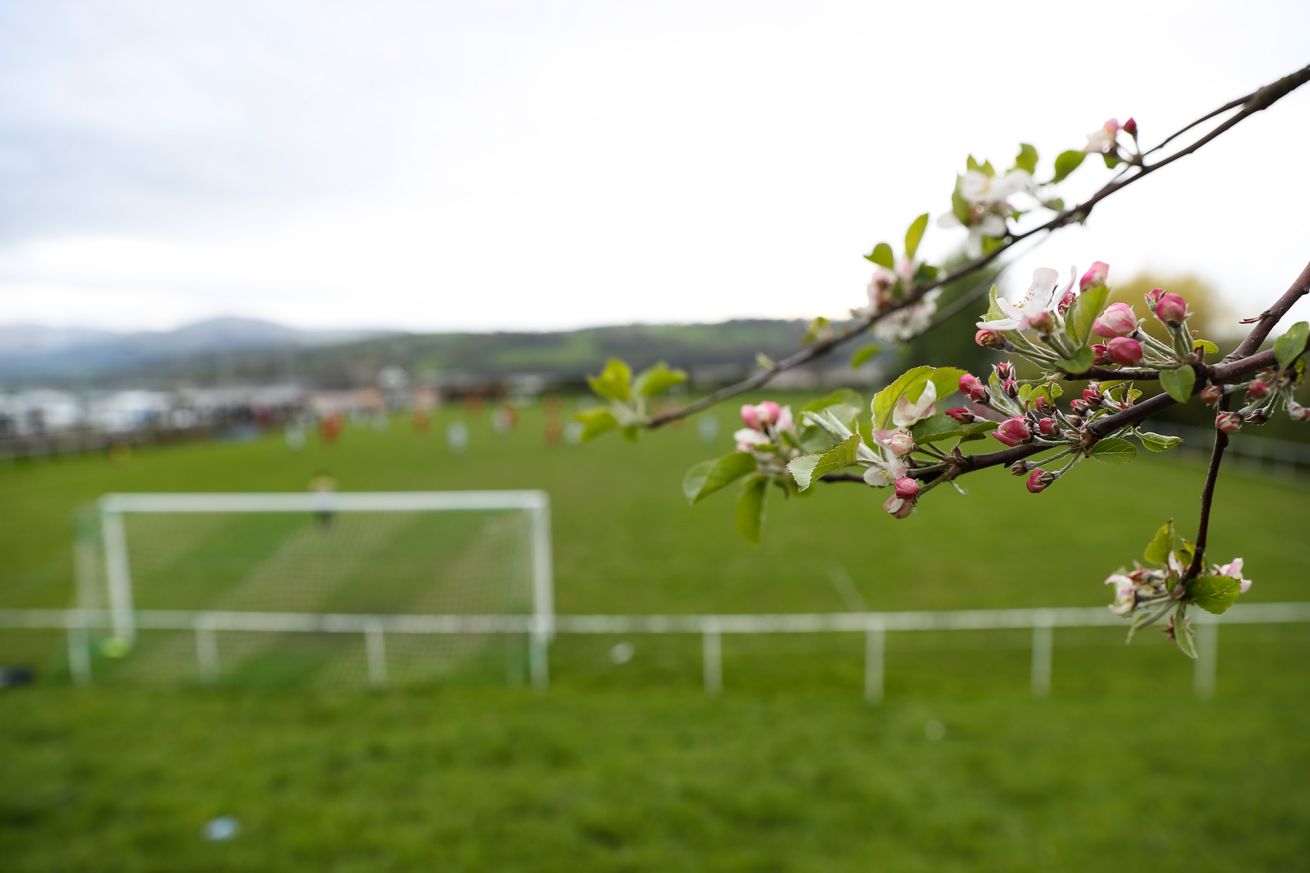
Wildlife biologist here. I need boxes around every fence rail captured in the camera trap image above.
[4,603,1310,699]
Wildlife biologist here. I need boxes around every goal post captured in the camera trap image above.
[76,491,554,689]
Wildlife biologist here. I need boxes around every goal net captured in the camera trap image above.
[73,492,553,689]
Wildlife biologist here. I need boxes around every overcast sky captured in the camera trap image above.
[1,1,1307,333]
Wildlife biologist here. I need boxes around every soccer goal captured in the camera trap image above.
[73,491,553,689]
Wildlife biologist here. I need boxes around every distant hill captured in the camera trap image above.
[0,317,814,389]
[0,317,394,386]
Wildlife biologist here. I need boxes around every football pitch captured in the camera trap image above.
[1,400,1308,870]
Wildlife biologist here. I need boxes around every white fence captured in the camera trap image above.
[3,601,1310,699]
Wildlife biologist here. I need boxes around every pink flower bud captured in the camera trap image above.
[1057,290,1076,315]
[740,404,761,430]
[993,416,1031,447]
[1026,469,1052,493]
[1079,261,1110,292]
[1037,417,1057,436]
[1066,414,1083,428]
[1246,380,1269,399]
[1152,292,1188,325]
[756,401,781,425]
[975,329,1003,348]
[1215,411,1243,434]
[1289,400,1310,422]
[1010,460,1031,475]
[894,476,921,500]
[1199,385,1223,405]
[883,493,915,519]
[1123,118,1137,137]
[1003,378,1019,398]
[1032,396,1052,413]
[1102,118,1121,136]
[959,373,988,402]
[946,407,975,424]
[1082,384,1102,403]
[994,362,1015,380]
[1092,302,1137,338]
[886,432,915,457]
[1092,343,1110,365]
[1070,398,1090,415]
[1028,311,1054,333]
[1107,336,1144,366]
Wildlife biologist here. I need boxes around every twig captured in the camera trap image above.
[644,63,1310,429]
[1184,398,1230,581]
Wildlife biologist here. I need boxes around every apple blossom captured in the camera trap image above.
[993,417,1031,447]
[1092,302,1137,338]
[1037,417,1057,436]
[883,493,915,519]
[1215,558,1253,594]
[977,267,1063,333]
[735,428,772,454]
[1151,291,1188,325]
[1289,399,1310,422]
[946,407,976,424]
[894,477,921,500]
[1085,118,1121,154]
[1246,380,1270,399]
[1215,411,1243,433]
[1079,261,1110,291]
[892,381,937,428]
[1200,385,1224,405]
[1105,574,1136,615]
[1026,468,1053,493]
[1107,336,1144,365]
[1123,117,1137,137]
[876,429,916,457]
[1092,343,1110,365]
[975,329,1003,348]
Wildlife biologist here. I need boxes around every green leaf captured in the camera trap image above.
[801,389,864,414]
[1186,575,1244,615]
[1068,283,1109,346]
[1159,366,1196,404]
[1274,321,1309,370]
[787,434,862,492]
[1052,149,1086,183]
[904,213,929,261]
[1144,518,1175,565]
[1014,143,1038,174]
[850,344,882,369]
[1193,339,1219,357]
[574,407,619,441]
[866,242,895,269]
[735,476,768,544]
[683,452,757,504]
[586,358,632,402]
[1172,604,1198,659]
[871,366,933,428]
[910,415,997,446]
[1088,437,1137,464]
[1057,347,1095,374]
[1137,431,1183,453]
[633,362,688,398]
[951,178,971,225]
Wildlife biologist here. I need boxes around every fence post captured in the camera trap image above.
[365,620,388,688]
[702,622,723,696]
[195,617,219,683]
[864,622,885,703]
[1194,621,1218,699]
[1031,618,1053,698]
[66,616,91,687]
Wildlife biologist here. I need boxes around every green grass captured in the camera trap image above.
[1,399,1308,870]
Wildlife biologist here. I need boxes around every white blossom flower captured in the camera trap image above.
[1084,118,1121,155]
[872,289,942,342]
[1215,557,1253,594]
[892,380,937,428]
[976,267,1063,332]
[1105,573,1136,615]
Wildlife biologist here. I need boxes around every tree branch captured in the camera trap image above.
[1184,398,1230,581]
[645,62,1310,429]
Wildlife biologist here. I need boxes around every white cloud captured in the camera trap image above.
[1,0,1308,332]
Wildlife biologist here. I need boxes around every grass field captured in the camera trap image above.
[2,399,1308,870]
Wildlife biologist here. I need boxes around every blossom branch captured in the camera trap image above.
[645,62,1310,430]
[1184,398,1231,582]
